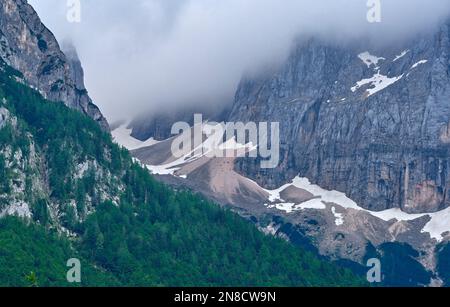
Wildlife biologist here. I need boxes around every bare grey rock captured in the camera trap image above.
[0,0,109,130]
[229,23,450,214]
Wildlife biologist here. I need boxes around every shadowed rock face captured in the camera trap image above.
[229,24,450,214]
[0,0,109,130]
[130,105,229,141]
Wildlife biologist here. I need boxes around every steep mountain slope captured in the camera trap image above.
[229,25,450,215]
[121,123,439,286]
[0,46,365,286]
[122,20,450,286]
[0,216,120,287]
[0,0,108,130]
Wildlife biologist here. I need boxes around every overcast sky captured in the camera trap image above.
[29,0,450,121]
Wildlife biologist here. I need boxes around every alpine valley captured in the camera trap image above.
[2,0,450,288]
[0,0,366,287]
[120,11,450,287]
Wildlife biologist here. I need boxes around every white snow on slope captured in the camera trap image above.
[358,52,385,69]
[351,72,404,97]
[332,207,344,226]
[352,51,406,97]
[260,176,450,242]
[146,142,206,176]
[422,208,450,242]
[267,203,297,213]
[393,50,409,62]
[411,60,428,69]
[145,123,256,177]
[267,199,326,213]
[112,125,159,150]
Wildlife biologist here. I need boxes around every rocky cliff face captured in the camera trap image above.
[229,23,450,214]
[0,0,108,130]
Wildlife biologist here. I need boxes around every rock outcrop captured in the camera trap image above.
[0,0,109,130]
[228,24,450,214]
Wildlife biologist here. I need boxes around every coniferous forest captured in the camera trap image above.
[0,59,365,287]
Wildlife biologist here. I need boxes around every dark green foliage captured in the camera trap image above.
[32,199,49,226]
[79,196,364,286]
[0,122,13,144]
[374,243,432,287]
[0,61,114,201]
[0,216,118,287]
[0,59,366,287]
[437,242,450,286]
[0,153,10,194]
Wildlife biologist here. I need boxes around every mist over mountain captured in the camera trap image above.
[3,0,450,288]
[30,0,450,121]
[0,0,368,287]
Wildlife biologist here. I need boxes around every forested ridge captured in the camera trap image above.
[0,59,365,286]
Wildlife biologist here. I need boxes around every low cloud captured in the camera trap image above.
[30,0,450,121]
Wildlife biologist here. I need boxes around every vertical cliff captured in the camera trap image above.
[0,0,109,130]
[229,24,450,214]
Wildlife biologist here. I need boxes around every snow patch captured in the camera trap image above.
[421,207,450,242]
[411,60,428,69]
[267,203,297,213]
[266,199,327,214]
[351,72,403,97]
[145,122,255,178]
[296,199,327,210]
[261,176,450,242]
[112,125,159,151]
[369,208,424,222]
[393,50,409,62]
[358,52,385,69]
[332,207,344,226]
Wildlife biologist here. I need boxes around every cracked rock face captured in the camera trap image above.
[229,22,450,214]
[0,0,109,130]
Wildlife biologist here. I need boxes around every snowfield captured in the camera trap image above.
[112,124,159,151]
[112,106,450,243]
[358,52,385,69]
[393,50,410,62]
[353,51,405,97]
[259,176,450,242]
[411,60,428,69]
[351,72,404,97]
[137,122,256,178]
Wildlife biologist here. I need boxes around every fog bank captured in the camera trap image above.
[29,0,450,121]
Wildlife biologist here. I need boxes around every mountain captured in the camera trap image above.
[0,0,109,130]
[0,0,364,287]
[122,20,450,285]
[229,27,450,215]
[0,58,364,286]
[122,120,440,286]
[129,105,229,141]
